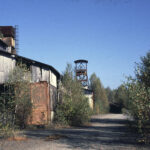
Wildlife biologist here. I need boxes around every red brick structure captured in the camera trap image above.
[28,81,50,125]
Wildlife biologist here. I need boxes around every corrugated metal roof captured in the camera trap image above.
[0,50,60,78]
[74,59,88,63]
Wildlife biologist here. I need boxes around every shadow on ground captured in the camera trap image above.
[90,118,128,124]
[24,115,149,150]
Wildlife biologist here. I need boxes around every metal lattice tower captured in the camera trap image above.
[74,59,88,87]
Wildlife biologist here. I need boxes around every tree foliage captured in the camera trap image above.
[0,64,32,129]
[125,51,150,143]
[105,87,115,103]
[105,85,129,113]
[114,85,129,109]
[135,52,150,87]
[54,64,92,126]
[90,73,109,114]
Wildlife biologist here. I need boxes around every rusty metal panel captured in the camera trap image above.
[31,65,41,82]
[29,81,50,125]
[50,84,57,111]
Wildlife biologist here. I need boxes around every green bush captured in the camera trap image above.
[125,51,150,143]
[125,79,150,135]
[54,64,92,126]
[0,123,14,138]
[55,97,92,126]
[0,64,32,129]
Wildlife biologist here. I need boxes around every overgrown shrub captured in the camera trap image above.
[0,64,32,129]
[0,123,14,138]
[125,78,150,143]
[54,64,92,126]
[125,51,150,143]
[55,97,91,126]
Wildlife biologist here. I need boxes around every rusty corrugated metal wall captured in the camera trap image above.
[28,81,50,125]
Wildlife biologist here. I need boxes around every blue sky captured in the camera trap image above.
[1,0,150,89]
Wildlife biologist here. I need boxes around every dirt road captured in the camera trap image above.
[0,114,149,150]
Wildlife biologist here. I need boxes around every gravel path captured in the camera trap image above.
[0,114,150,150]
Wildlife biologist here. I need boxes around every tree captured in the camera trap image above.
[90,73,109,114]
[105,87,115,103]
[55,64,92,126]
[135,52,150,87]
[0,63,32,129]
[125,51,150,143]
[114,85,129,108]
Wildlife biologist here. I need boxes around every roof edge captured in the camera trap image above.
[74,59,88,63]
[0,50,61,78]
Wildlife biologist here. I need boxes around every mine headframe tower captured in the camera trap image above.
[74,59,88,88]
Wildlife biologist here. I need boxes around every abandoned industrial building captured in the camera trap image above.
[0,49,61,123]
[0,26,61,124]
[0,26,93,125]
